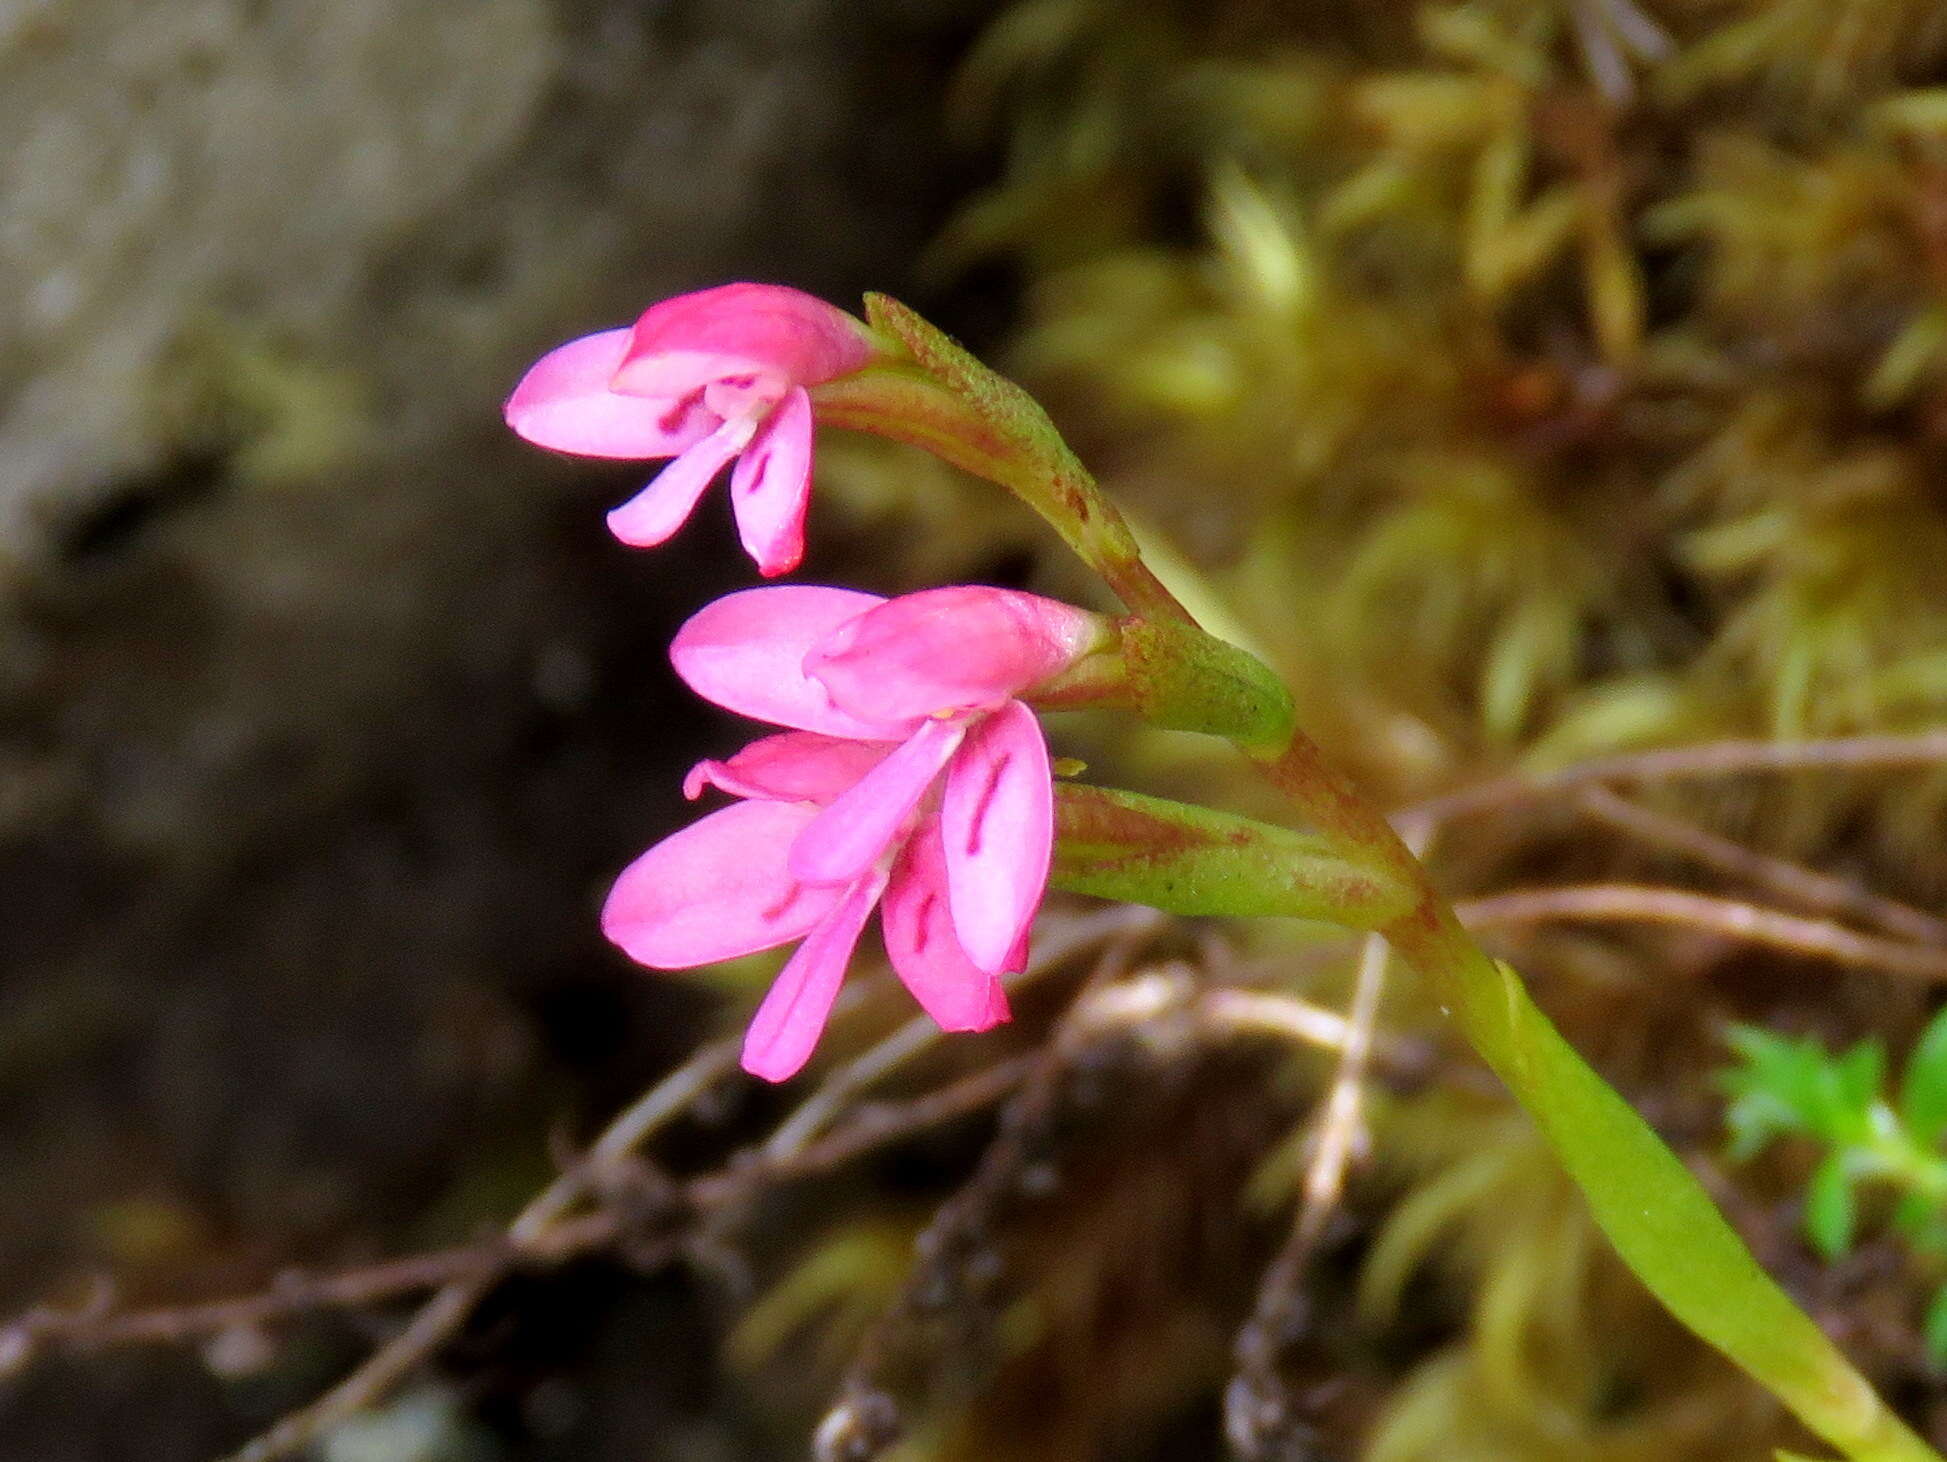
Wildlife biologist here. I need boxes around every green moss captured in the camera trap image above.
[801,0,1947,1453]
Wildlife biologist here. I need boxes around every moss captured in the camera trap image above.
[798,0,1947,1453]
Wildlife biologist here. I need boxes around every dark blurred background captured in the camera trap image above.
[0,2,997,1455]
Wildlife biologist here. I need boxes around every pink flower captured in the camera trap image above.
[601,585,1109,1081]
[504,284,877,576]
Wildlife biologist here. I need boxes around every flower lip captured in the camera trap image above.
[804,586,1110,726]
[671,585,911,740]
[882,815,1012,1033]
[611,283,876,400]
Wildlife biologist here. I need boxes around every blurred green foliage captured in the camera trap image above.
[787,1,1947,1456]
[1724,1014,1947,1360]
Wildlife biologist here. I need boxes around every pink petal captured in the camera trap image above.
[1001,927,1031,976]
[882,817,1012,1033]
[605,421,747,548]
[806,586,1108,725]
[613,283,876,399]
[671,586,910,739]
[788,717,965,887]
[505,329,716,459]
[742,868,887,1082]
[684,731,895,805]
[730,386,815,577]
[602,801,844,967]
[940,701,1052,973]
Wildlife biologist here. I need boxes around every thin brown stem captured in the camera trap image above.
[1403,730,1947,829]
[1223,827,1431,1457]
[1571,784,1947,947]
[219,1035,741,1462]
[212,906,1156,1462]
[1455,883,1947,981]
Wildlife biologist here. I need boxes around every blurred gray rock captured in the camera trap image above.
[0,0,975,563]
[0,3,988,1452]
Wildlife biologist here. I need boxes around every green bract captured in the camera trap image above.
[1050,784,1410,927]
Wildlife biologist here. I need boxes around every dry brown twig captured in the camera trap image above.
[815,915,1171,1462]
[1223,825,1430,1458]
[217,904,1161,1462]
[0,905,1159,1462]
[16,731,1947,1455]
[1397,729,1947,985]
[1401,728,1947,830]
[1455,883,1947,981]
[814,940,1425,1462]
[1568,784,1947,947]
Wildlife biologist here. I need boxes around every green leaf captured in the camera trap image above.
[1891,1192,1943,1248]
[1722,1027,1828,1155]
[1832,1042,1887,1125]
[1806,1154,1858,1262]
[1925,1286,1947,1369]
[1900,1006,1947,1145]
[1440,958,1938,1461]
[1721,1027,1879,1153]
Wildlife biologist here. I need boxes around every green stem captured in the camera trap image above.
[1245,722,1939,1461]
[854,299,1936,1454]
[971,450,1932,1459]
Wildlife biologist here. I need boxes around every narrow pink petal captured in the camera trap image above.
[883,818,1012,1033]
[730,387,815,577]
[789,718,965,886]
[683,731,894,804]
[602,801,843,967]
[605,421,747,548]
[505,330,716,459]
[614,283,875,399]
[806,586,1109,725]
[671,586,911,738]
[742,868,887,1082]
[941,701,1053,972]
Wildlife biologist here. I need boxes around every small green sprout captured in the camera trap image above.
[1722,1009,1947,1362]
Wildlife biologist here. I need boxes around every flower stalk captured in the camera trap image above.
[866,292,1942,1462]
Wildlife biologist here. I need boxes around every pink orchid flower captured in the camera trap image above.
[601,584,1109,1081]
[504,284,877,576]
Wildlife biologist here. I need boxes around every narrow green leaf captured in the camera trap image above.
[1721,1027,1878,1149]
[1430,954,1938,1461]
[1900,1006,1947,1145]
[1806,1154,1858,1262]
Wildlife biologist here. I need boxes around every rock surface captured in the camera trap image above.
[0,1,988,1453]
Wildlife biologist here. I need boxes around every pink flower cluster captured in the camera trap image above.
[507,285,1100,1080]
[506,283,874,577]
[602,585,1101,1080]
